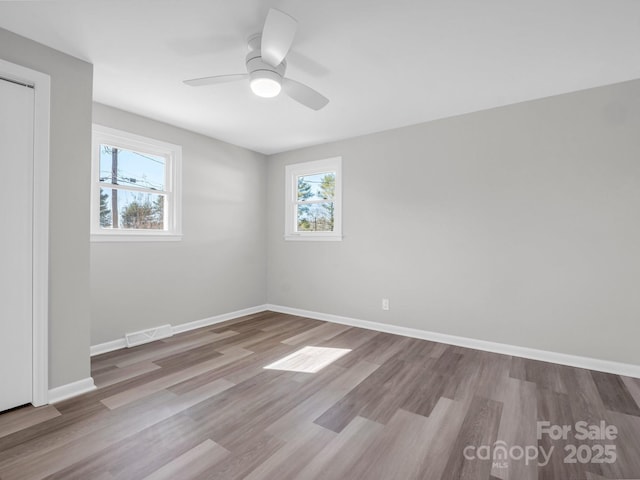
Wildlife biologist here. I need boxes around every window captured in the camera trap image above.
[91,125,182,241]
[285,157,342,241]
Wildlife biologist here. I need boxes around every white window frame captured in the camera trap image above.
[91,124,182,242]
[284,157,342,241]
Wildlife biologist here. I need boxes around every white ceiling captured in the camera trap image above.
[1,0,640,154]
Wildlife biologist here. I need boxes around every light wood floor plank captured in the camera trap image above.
[189,431,285,480]
[281,322,351,346]
[0,405,60,439]
[345,408,444,480]
[93,361,161,388]
[440,395,504,480]
[101,348,250,410]
[415,397,469,480]
[142,439,229,480]
[294,416,384,479]
[491,377,538,480]
[244,424,335,480]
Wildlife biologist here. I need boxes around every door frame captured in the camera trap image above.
[0,59,50,407]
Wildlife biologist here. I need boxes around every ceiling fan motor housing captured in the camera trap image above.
[246,33,287,79]
[245,49,286,79]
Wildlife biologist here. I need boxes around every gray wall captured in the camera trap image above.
[91,104,267,345]
[267,79,640,365]
[0,28,93,388]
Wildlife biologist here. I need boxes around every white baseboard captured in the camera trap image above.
[90,305,268,357]
[265,304,640,379]
[48,377,96,404]
[171,305,268,335]
[90,338,126,356]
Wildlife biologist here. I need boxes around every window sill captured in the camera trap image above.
[91,232,183,243]
[284,234,343,242]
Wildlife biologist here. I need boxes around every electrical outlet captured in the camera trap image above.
[382,298,390,311]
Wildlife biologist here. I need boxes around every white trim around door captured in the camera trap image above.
[0,58,51,407]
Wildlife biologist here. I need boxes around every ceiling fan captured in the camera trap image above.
[183,8,329,111]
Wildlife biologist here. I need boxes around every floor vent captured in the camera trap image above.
[125,324,173,348]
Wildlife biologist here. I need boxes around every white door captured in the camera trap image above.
[0,77,35,412]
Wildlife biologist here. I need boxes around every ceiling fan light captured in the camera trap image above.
[250,70,282,98]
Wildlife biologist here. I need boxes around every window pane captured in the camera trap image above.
[100,188,165,230]
[297,172,335,202]
[99,144,166,191]
[297,202,334,231]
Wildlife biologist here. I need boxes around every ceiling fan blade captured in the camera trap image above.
[183,74,248,87]
[282,78,329,110]
[261,8,297,67]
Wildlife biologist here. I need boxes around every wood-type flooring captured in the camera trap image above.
[1,311,639,479]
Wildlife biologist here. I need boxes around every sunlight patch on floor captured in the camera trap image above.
[263,346,351,373]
